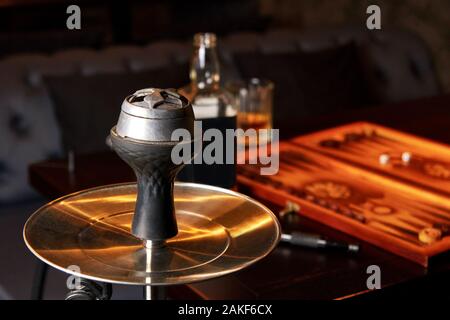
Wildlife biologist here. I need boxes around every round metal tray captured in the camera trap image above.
[24,182,280,286]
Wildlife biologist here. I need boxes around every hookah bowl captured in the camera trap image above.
[110,88,194,242]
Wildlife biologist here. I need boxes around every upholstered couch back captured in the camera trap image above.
[0,28,440,203]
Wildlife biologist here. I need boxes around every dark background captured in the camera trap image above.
[1,0,449,92]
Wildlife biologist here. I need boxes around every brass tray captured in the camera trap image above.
[24,182,280,285]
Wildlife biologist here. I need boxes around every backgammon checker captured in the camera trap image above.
[23,88,280,300]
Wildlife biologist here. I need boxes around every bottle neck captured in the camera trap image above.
[190,44,220,92]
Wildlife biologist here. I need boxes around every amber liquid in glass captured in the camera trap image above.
[237,112,272,147]
[238,112,271,131]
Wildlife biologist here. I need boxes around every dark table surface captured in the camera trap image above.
[29,94,450,300]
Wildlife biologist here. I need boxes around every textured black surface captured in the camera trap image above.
[111,135,183,240]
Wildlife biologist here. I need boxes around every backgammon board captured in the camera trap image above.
[237,122,450,266]
[294,122,450,197]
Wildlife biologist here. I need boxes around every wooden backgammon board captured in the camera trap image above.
[237,122,450,266]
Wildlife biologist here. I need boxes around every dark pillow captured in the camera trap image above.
[234,43,371,138]
[45,64,189,154]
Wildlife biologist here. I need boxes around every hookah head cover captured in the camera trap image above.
[110,88,195,241]
[115,88,194,142]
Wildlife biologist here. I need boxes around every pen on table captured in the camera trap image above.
[280,231,360,253]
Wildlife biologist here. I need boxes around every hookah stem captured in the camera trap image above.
[144,285,167,300]
[143,240,168,300]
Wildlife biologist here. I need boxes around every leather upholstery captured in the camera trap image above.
[0,28,440,202]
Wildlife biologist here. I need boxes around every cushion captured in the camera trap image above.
[233,43,372,138]
[0,86,62,203]
[357,32,440,104]
[45,63,189,155]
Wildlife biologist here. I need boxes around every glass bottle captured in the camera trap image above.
[178,33,237,188]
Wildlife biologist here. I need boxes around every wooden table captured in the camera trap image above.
[29,94,450,300]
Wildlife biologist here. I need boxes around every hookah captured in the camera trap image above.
[24,88,280,300]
